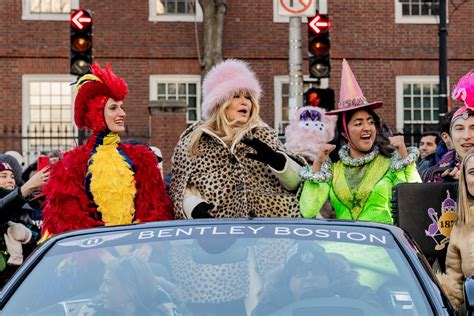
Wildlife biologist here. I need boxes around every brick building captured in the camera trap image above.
[1,0,473,172]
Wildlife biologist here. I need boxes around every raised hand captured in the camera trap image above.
[389,135,408,159]
[21,167,50,197]
[312,144,336,172]
[242,138,286,171]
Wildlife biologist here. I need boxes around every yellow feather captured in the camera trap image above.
[74,74,102,93]
[88,138,136,226]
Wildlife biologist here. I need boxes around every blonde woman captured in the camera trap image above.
[170,59,304,219]
[437,149,474,311]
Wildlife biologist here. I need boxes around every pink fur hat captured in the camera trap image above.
[201,59,262,119]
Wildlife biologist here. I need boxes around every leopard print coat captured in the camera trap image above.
[170,122,304,219]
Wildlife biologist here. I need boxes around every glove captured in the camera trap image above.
[4,233,23,266]
[7,221,32,244]
[192,202,215,219]
[242,138,286,171]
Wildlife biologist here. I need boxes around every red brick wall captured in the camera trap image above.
[2,0,474,173]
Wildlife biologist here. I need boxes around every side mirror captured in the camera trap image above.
[464,276,474,314]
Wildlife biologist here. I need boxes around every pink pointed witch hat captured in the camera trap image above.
[327,59,383,115]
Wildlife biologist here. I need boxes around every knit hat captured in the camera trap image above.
[201,59,262,120]
[326,59,383,115]
[74,63,128,133]
[0,161,14,173]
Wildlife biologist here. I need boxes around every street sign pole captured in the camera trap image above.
[278,0,317,121]
[289,16,304,120]
[439,0,448,114]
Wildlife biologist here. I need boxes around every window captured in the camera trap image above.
[395,0,444,24]
[22,0,79,21]
[396,76,444,145]
[150,75,201,123]
[149,0,203,22]
[273,0,327,23]
[274,76,328,136]
[22,75,77,164]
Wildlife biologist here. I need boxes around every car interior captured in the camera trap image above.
[1,233,433,316]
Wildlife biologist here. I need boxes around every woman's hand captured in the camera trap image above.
[312,144,336,172]
[21,167,50,198]
[242,138,286,171]
[389,136,408,159]
[192,202,215,218]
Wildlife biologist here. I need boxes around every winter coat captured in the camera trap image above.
[41,132,173,237]
[0,188,28,223]
[170,122,304,219]
[417,153,436,174]
[437,206,474,310]
[300,152,421,224]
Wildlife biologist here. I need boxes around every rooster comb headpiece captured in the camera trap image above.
[74,63,128,133]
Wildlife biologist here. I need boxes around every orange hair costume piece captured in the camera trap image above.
[41,63,172,238]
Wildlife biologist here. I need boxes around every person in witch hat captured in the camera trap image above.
[299,59,421,224]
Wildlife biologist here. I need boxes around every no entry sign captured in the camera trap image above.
[278,0,316,17]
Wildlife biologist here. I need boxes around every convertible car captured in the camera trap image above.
[0,218,458,315]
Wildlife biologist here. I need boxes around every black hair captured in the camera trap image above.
[21,161,38,183]
[329,108,394,162]
[439,109,456,135]
[420,130,441,145]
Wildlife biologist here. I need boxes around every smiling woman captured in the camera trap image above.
[170,59,306,220]
[299,59,421,224]
[103,99,126,133]
[41,63,172,240]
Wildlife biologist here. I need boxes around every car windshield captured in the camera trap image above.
[2,223,432,316]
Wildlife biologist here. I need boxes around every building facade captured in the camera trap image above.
[1,0,473,172]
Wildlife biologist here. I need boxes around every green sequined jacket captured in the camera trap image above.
[300,154,421,224]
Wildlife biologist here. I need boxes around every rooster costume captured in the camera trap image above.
[41,63,172,238]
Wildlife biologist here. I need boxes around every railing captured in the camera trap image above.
[0,124,149,166]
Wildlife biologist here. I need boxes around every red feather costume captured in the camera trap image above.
[41,63,173,238]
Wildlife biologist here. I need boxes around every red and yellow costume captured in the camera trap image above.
[41,63,172,238]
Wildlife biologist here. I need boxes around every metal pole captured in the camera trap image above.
[439,0,448,114]
[288,16,304,121]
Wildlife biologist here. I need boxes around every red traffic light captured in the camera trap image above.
[308,14,331,35]
[70,9,93,76]
[308,91,321,107]
[70,10,92,30]
[304,88,335,111]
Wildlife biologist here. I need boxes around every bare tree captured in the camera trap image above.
[198,0,227,76]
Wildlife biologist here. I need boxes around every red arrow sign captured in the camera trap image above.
[309,14,330,35]
[71,10,92,30]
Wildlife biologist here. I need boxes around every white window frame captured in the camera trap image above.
[395,0,447,24]
[274,76,329,134]
[149,75,201,123]
[22,0,79,21]
[22,74,77,163]
[395,75,446,132]
[149,0,203,22]
[273,0,327,23]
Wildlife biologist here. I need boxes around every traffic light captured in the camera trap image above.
[308,13,331,79]
[304,87,335,111]
[70,9,93,76]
